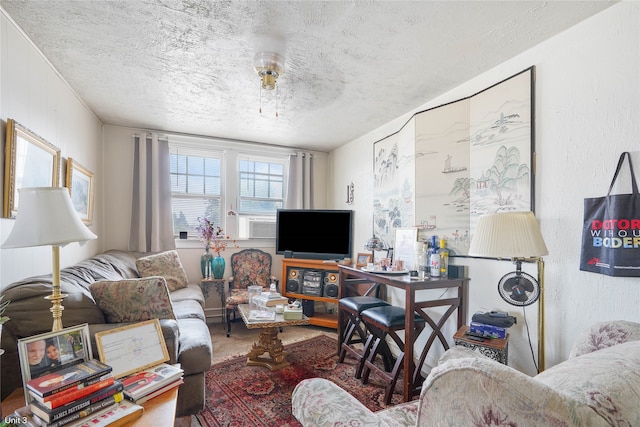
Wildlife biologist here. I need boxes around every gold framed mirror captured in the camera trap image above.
[3,119,61,218]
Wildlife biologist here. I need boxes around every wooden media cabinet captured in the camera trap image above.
[281,258,340,329]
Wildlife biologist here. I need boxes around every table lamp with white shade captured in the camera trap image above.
[468,211,548,371]
[2,187,97,331]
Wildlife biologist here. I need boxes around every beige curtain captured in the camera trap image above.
[286,152,314,209]
[129,133,175,252]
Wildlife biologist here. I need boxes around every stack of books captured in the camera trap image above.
[253,291,289,308]
[468,311,517,339]
[120,363,184,404]
[25,359,142,427]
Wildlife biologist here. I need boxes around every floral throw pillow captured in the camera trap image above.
[136,250,189,291]
[90,276,176,323]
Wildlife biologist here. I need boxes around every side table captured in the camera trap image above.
[1,387,178,426]
[200,278,226,324]
[453,325,509,364]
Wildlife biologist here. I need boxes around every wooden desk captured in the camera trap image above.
[338,265,468,402]
[1,386,178,426]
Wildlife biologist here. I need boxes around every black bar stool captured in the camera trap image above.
[338,296,391,378]
[360,305,426,404]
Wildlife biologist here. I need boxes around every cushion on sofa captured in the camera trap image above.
[135,250,189,291]
[535,340,640,426]
[172,299,206,322]
[90,276,176,323]
[170,284,205,306]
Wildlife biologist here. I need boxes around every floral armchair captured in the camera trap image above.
[225,248,278,337]
[292,320,640,426]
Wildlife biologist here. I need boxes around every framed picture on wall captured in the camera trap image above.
[3,119,61,218]
[65,158,95,224]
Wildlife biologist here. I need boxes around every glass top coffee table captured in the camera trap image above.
[237,304,309,370]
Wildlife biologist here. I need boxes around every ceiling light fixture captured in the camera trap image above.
[254,51,284,117]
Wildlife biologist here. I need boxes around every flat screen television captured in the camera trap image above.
[276,209,353,260]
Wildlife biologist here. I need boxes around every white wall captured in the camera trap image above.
[329,1,640,375]
[0,10,103,288]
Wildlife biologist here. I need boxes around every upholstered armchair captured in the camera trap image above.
[292,320,640,427]
[225,248,278,337]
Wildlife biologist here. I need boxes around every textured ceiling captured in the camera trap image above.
[1,1,614,151]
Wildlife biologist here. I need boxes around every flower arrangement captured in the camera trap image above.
[0,294,10,325]
[196,217,237,254]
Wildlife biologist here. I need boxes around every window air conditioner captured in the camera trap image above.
[249,218,276,239]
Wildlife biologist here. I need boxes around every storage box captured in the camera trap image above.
[283,306,303,320]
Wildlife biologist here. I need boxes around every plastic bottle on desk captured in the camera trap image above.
[415,242,427,279]
[437,238,449,278]
[429,235,441,278]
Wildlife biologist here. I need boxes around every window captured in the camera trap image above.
[239,158,284,214]
[169,138,289,241]
[170,147,223,238]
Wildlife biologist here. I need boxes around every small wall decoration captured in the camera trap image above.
[65,158,95,224]
[3,119,61,218]
[374,67,535,256]
[345,182,354,205]
[17,324,92,403]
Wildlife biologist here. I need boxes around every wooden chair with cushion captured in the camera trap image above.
[225,248,278,337]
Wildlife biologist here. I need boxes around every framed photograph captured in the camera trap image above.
[65,158,95,224]
[18,324,92,403]
[3,118,61,218]
[356,253,372,267]
[94,319,169,379]
[393,228,419,269]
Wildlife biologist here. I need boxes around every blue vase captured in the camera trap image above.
[201,247,213,278]
[212,255,225,279]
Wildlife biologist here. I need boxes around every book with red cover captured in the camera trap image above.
[26,359,112,398]
[121,363,183,401]
[30,380,124,422]
[29,377,115,409]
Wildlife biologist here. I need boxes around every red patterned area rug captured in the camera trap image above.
[195,334,405,426]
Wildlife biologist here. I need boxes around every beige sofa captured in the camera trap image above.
[0,250,213,417]
[292,320,640,426]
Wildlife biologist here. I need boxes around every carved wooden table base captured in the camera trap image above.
[246,326,289,370]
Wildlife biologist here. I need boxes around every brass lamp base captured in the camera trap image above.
[45,292,67,332]
[48,245,67,331]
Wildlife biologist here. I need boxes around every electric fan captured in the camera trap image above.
[497,260,540,306]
